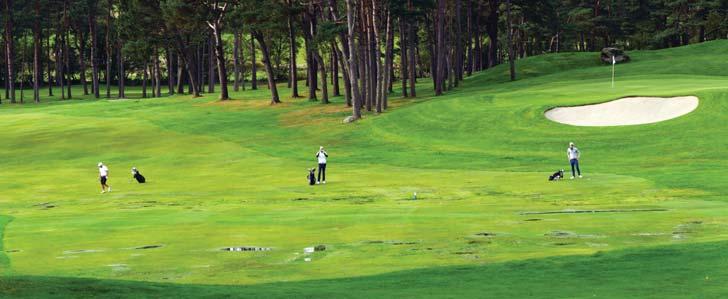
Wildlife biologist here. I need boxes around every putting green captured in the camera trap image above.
[1,40,728,297]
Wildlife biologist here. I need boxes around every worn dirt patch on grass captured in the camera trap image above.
[521,208,668,215]
[222,246,272,252]
[63,249,103,254]
[279,104,351,127]
[134,245,163,250]
[198,99,293,110]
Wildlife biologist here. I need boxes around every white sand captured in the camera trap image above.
[545,96,699,126]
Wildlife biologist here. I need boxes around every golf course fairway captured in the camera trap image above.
[1,40,728,298]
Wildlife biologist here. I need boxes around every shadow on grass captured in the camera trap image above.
[1,240,727,298]
[0,216,13,274]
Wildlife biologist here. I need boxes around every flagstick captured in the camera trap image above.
[611,56,616,88]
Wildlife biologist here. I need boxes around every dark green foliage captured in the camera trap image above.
[1,0,727,105]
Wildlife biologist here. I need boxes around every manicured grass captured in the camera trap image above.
[2,241,728,298]
[0,216,12,275]
[1,40,728,297]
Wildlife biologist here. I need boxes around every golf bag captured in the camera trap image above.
[308,169,316,185]
[549,169,565,181]
[132,169,146,183]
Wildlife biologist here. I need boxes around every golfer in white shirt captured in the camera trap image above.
[98,162,111,193]
[567,142,582,179]
[316,146,328,184]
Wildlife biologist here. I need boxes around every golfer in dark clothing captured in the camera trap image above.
[316,146,328,184]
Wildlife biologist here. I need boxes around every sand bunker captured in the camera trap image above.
[545,96,699,126]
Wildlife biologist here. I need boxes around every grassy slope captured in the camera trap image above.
[2,241,727,298]
[1,41,728,297]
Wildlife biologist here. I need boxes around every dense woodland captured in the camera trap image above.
[1,0,727,120]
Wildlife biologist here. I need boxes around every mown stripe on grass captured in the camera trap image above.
[1,240,728,298]
[0,215,13,274]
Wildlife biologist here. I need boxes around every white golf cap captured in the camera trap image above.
[98,162,103,167]
[569,142,574,146]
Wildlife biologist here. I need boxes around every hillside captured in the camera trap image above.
[2,41,728,298]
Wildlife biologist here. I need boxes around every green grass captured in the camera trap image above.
[1,40,728,297]
[0,216,12,275]
[2,241,727,298]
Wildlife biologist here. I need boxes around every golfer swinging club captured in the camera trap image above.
[316,146,328,184]
[98,162,111,193]
[567,142,582,179]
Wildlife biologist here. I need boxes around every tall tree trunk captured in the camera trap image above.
[233,29,241,92]
[345,0,362,120]
[304,34,316,99]
[117,43,125,98]
[314,52,328,104]
[167,48,175,95]
[19,33,25,103]
[239,34,246,91]
[176,53,185,94]
[487,0,498,68]
[1,38,4,102]
[399,18,408,98]
[46,29,53,96]
[328,0,352,105]
[106,0,112,98]
[64,27,72,99]
[199,41,205,92]
[426,15,437,91]
[408,3,416,97]
[435,0,446,96]
[4,0,15,103]
[154,48,161,97]
[361,5,370,111]
[210,22,229,100]
[389,64,394,93]
[58,33,65,100]
[142,60,148,98]
[198,43,204,92]
[250,33,258,90]
[253,32,280,104]
[33,0,41,103]
[506,0,515,81]
[288,1,300,97]
[360,32,368,111]
[1,37,3,103]
[117,42,126,98]
[466,0,473,76]
[336,45,352,106]
[383,10,394,110]
[473,1,482,71]
[173,34,200,97]
[150,63,156,98]
[304,9,317,101]
[77,28,88,95]
[371,0,384,113]
[332,45,340,97]
[207,33,215,93]
[455,0,463,83]
[89,5,100,98]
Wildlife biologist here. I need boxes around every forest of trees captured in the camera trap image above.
[1,0,727,121]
